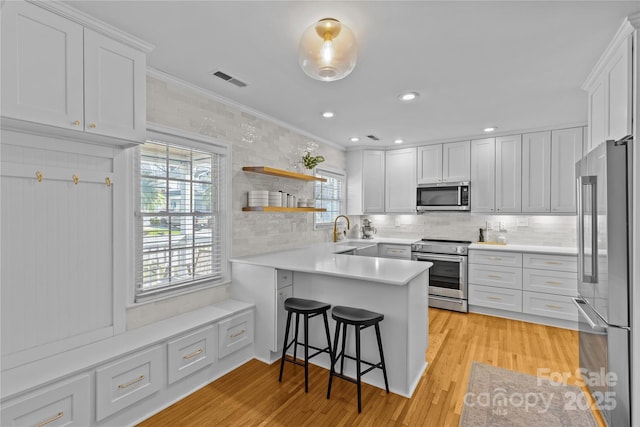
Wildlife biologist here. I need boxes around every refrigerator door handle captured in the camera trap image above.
[573,298,607,333]
[577,175,598,283]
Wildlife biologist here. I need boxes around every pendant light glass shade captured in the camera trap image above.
[299,18,357,82]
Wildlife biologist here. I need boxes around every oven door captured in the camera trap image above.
[412,253,467,299]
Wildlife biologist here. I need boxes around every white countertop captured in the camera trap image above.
[231,240,430,286]
[468,243,577,255]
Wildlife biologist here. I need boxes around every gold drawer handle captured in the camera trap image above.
[118,375,145,389]
[229,330,245,339]
[183,348,203,360]
[545,281,562,285]
[545,304,562,309]
[545,261,562,265]
[487,296,502,301]
[36,171,43,182]
[488,257,502,260]
[488,275,502,279]
[36,412,63,427]
[72,174,79,185]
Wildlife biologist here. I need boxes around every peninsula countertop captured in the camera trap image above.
[230,241,430,286]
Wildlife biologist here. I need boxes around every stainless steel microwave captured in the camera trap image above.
[416,182,470,212]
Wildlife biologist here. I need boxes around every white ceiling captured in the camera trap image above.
[65,1,640,148]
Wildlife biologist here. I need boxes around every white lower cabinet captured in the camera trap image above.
[522,292,577,321]
[378,243,412,259]
[468,264,522,290]
[96,346,163,421]
[167,325,216,384]
[469,285,523,312]
[218,311,254,359]
[1,374,90,426]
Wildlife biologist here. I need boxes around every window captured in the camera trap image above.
[135,132,229,302]
[314,168,345,227]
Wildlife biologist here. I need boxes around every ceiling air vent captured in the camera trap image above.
[366,134,380,141]
[212,70,247,88]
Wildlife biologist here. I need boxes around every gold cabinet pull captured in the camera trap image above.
[487,296,502,301]
[89,123,96,128]
[72,174,79,185]
[545,281,562,285]
[488,257,502,261]
[105,177,112,187]
[183,348,203,360]
[73,120,81,126]
[545,304,562,309]
[118,375,145,389]
[35,412,63,427]
[545,261,562,265]
[488,275,502,279]
[229,330,245,339]
[36,171,43,182]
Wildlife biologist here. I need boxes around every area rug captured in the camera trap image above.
[459,362,599,427]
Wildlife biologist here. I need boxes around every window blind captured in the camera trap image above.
[314,168,345,227]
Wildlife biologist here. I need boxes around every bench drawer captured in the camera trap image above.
[219,310,254,359]
[168,325,215,384]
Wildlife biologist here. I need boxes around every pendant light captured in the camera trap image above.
[299,18,357,82]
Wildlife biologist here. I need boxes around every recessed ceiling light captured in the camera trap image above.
[322,111,334,118]
[484,127,497,132]
[399,92,419,101]
[350,137,360,142]
[393,139,404,144]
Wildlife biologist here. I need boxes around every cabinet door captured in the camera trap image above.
[495,135,522,213]
[417,144,442,184]
[1,1,84,129]
[84,29,147,142]
[551,128,583,212]
[385,148,416,213]
[588,77,606,153]
[521,131,551,213]
[606,35,632,141]
[442,141,471,182]
[362,150,385,213]
[471,138,495,212]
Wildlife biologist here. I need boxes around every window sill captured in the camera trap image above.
[127,278,231,308]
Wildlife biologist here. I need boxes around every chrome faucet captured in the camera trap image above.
[333,215,350,242]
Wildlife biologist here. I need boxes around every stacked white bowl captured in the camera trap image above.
[268,191,282,207]
[248,190,269,207]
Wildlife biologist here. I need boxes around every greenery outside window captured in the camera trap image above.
[314,168,345,228]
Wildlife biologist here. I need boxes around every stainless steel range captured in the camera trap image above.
[411,238,471,313]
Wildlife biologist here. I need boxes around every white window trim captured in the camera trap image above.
[314,166,346,229]
[128,123,232,305]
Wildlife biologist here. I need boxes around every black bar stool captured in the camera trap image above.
[326,305,389,413]
[278,297,333,392]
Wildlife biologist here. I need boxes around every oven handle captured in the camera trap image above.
[413,253,464,262]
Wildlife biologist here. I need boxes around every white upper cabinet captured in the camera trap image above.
[385,148,416,213]
[522,131,551,213]
[495,135,522,213]
[1,0,150,145]
[550,127,583,213]
[583,18,635,153]
[417,141,470,184]
[347,150,385,215]
[1,1,84,130]
[470,138,496,213]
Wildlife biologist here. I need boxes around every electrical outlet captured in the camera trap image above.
[517,217,529,227]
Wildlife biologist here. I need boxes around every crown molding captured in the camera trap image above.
[582,13,638,91]
[146,67,345,151]
[27,0,154,53]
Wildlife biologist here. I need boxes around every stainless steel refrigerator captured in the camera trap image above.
[574,135,633,426]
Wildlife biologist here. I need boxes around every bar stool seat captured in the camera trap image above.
[327,305,389,413]
[278,297,333,393]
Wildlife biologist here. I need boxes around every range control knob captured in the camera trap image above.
[455,246,466,255]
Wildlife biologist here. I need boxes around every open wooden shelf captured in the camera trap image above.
[242,166,327,182]
[242,207,326,212]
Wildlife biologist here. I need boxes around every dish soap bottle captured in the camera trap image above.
[478,228,485,242]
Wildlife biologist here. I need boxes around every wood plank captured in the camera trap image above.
[242,207,326,212]
[137,309,606,427]
[242,166,327,182]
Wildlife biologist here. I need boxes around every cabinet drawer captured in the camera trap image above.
[1,375,90,427]
[378,243,411,259]
[469,284,522,312]
[523,291,578,321]
[96,346,163,421]
[523,253,577,272]
[168,325,215,384]
[468,264,522,290]
[219,310,254,359]
[469,250,522,267]
[523,268,577,296]
[277,269,293,288]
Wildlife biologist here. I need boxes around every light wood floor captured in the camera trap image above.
[138,309,605,426]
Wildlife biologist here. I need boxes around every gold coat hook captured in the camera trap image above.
[105,177,112,187]
[72,174,79,185]
[36,171,43,182]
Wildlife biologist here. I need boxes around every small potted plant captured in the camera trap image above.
[301,151,325,173]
